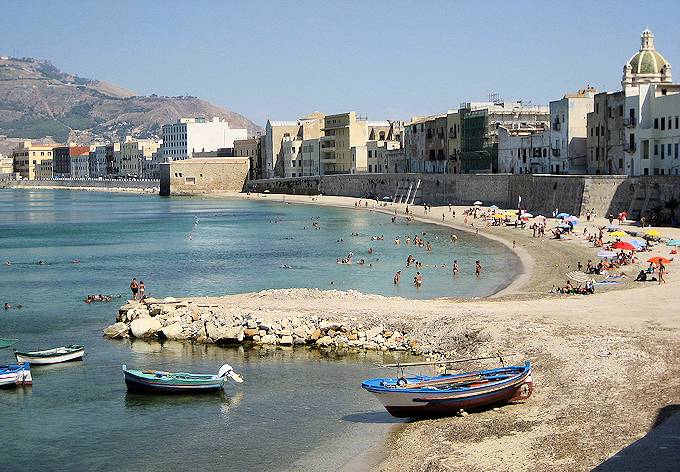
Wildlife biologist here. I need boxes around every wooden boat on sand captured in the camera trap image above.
[362,360,533,418]
[14,345,85,365]
[0,363,32,387]
[123,363,244,393]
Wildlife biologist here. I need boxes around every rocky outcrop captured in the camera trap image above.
[104,299,433,355]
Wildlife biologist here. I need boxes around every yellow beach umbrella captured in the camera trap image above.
[645,229,661,237]
[492,213,506,219]
[505,209,518,214]
[610,231,626,237]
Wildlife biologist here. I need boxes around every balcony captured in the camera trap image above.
[623,117,637,127]
[552,122,561,131]
[624,142,636,153]
[552,148,561,157]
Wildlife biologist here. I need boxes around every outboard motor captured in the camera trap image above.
[218,363,244,383]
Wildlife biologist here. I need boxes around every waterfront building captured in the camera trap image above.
[497,126,551,174]
[51,145,90,178]
[144,149,163,179]
[89,144,109,178]
[234,136,262,179]
[120,137,162,178]
[459,101,550,173]
[359,140,403,173]
[161,117,247,162]
[264,112,324,178]
[281,137,322,178]
[70,145,94,178]
[404,114,448,173]
[12,142,56,180]
[587,29,679,176]
[34,159,53,180]
[446,110,461,174]
[0,155,18,179]
[549,87,596,174]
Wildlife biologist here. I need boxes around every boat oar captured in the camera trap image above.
[378,353,517,368]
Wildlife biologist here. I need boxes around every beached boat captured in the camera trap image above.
[362,361,533,418]
[122,363,244,393]
[14,345,85,365]
[0,363,32,387]
[0,338,18,349]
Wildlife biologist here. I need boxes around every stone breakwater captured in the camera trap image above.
[104,292,433,355]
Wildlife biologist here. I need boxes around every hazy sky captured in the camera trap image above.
[2,1,679,126]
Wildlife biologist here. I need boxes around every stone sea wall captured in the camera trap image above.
[0,179,159,190]
[245,173,680,219]
[105,296,430,355]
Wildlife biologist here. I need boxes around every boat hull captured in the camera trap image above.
[15,349,84,365]
[0,363,33,388]
[123,371,224,394]
[363,363,533,418]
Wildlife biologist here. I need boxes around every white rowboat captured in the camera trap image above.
[14,345,85,365]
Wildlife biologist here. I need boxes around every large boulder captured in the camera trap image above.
[103,322,129,338]
[320,321,342,332]
[130,317,162,338]
[279,335,294,346]
[316,335,334,347]
[160,322,184,340]
[206,323,244,344]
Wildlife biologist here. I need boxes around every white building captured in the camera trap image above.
[498,126,551,174]
[120,137,162,177]
[161,117,247,162]
[89,145,108,178]
[353,140,402,173]
[549,87,596,173]
[70,149,91,178]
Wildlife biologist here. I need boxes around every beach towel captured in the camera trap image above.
[595,280,620,286]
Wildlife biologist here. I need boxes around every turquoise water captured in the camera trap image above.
[0,190,519,471]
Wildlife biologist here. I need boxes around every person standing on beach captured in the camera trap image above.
[658,262,666,284]
[393,271,401,284]
[475,261,482,277]
[130,278,139,300]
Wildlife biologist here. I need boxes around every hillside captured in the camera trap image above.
[0,56,262,146]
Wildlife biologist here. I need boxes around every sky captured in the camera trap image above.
[1,0,679,126]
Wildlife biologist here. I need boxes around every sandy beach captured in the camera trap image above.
[194,191,680,471]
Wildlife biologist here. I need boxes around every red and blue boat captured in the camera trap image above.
[362,361,533,418]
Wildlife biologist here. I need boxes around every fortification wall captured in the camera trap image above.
[246,173,680,219]
[0,179,159,190]
[160,159,249,196]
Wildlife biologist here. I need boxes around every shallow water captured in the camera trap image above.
[0,190,519,471]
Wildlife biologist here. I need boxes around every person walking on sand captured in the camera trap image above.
[393,271,401,284]
[138,280,146,299]
[475,260,482,277]
[658,262,666,285]
[130,278,139,300]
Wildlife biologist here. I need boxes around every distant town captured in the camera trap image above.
[1,29,678,183]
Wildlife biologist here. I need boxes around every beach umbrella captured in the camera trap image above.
[611,241,636,251]
[556,212,570,219]
[521,212,534,218]
[381,196,391,201]
[492,213,506,218]
[628,239,646,249]
[263,189,271,193]
[647,256,672,264]
[667,239,680,247]
[644,229,661,237]
[597,250,617,258]
[565,216,580,224]
[534,215,547,221]
[606,225,620,231]
[489,205,499,210]
[566,271,591,283]
[474,201,483,206]
[609,231,627,237]
[557,224,572,230]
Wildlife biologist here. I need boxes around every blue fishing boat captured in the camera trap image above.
[0,362,32,388]
[122,364,243,394]
[362,360,533,418]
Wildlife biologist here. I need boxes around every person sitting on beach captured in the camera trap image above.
[635,270,647,282]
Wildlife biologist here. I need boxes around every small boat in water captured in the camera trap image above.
[362,361,533,418]
[0,363,32,387]
[123,363,244,393]
[14,345,85,365]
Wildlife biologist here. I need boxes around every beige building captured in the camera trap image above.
[355,140,402,173]
[263,112,325,178]
[234,136,262,179]
[35,159,53,180]
[404,114,448,173]
[12,142,56,180]
[446,110,461,173]
[120,138,162,178]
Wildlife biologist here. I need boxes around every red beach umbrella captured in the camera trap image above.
[611,241,636,251]
[647,256,672,264]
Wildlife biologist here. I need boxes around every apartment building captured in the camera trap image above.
[120,138,162,178]
[497,126,551,174]
[52,145,90,178]
[404,114,448,173]
[586,91,625,174]
[234,137,262,179]
[161,117,247,162]
[549,87,596,173]
[12,142,56,180]
[263,112,324,178]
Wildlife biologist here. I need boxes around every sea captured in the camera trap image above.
[0,189,520,471]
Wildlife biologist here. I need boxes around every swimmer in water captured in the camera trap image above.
[452,260,459,275]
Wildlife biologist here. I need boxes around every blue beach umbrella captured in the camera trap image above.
[628,239,646,249]
[556,212,570,219]
[667,239,680,247]
[597,250,617,258]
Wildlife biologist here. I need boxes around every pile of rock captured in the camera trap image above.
[104,298,434,355]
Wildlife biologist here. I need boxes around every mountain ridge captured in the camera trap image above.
[0,56,262,148]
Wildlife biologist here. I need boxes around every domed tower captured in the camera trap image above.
[622,29,672,88]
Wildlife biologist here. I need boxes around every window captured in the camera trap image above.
[661,145,665,159]
[654,118,659,129]
[595,103,599,114]
[661,117,666,130]
[668,143,672,156]
[644,168,649,175]
[654,144,658,155]
[619,105,623,116]
[676,116,679,129]
[675,143,679,159]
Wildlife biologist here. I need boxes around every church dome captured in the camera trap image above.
[623,29,672,87]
